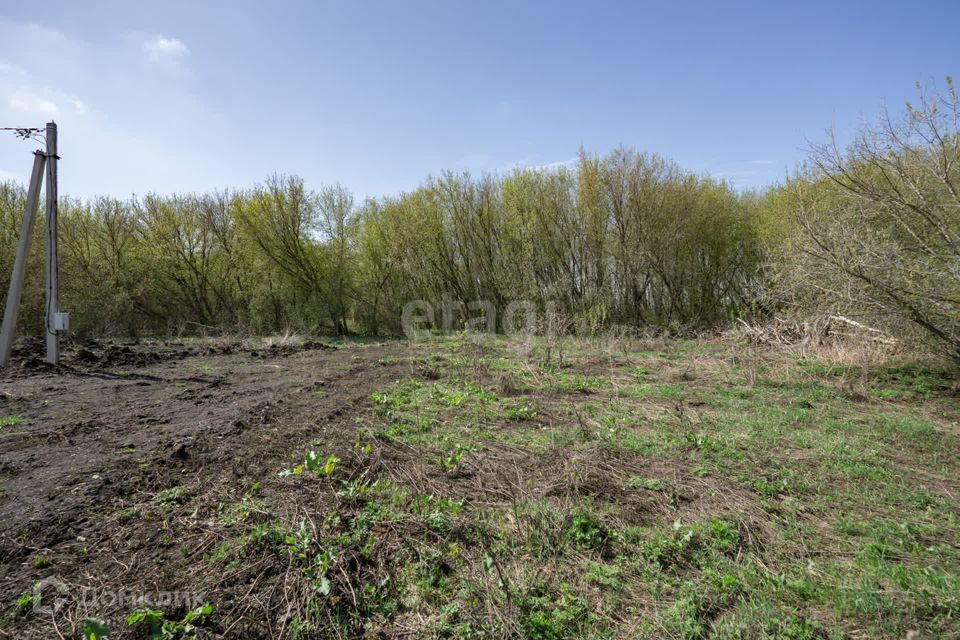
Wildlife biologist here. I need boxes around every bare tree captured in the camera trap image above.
[783,78,960,360]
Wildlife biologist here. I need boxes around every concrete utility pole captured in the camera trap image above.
[0,120,66,368]
[0,152,47,368]
[44,121,60,364]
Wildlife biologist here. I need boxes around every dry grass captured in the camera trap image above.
[2,331,957,639]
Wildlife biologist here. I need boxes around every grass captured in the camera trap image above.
[338,334,959,638]
[16,332,956,639]
[0,415,22,428]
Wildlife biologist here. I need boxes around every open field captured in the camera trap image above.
[0,333,957,639]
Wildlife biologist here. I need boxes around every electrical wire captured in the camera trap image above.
[4,126,58,343]
[0,127,45,143]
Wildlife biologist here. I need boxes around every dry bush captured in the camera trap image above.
[765,78,960,363]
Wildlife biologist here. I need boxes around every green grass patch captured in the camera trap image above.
[0,415,22,428]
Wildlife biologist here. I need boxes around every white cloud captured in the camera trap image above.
[8,92,59,115]
[0,20,217,199]
[502,154,536,168]
[534,157,577,171]
[501,156,577,173]
[143,35,189,62]
[0,60,26,76]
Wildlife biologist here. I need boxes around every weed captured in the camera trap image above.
[116,506,140,523]
[126,603,213,639]
[565,506,606,551]
[639,519,697,569]
[305,451,341,476]
[517,582,594,640]
[438,443,474,475]
[684,430,720,453]
[505,400,538,421]
[192,362,218,374]
[280,451,341,477]
[628,477,665,491]
[14,586,38,612]
[81,618,109,640]
[584,562,624,591]
[155,485,188,506]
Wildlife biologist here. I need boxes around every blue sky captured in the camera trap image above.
[0,1,956,200]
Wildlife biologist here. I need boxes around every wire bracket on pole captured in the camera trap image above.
[0,121,64,367]
[0,127,45,143]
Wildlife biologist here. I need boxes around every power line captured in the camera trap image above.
[0,126,46,143]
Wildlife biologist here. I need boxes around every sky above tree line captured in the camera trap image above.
[0,0,956,200]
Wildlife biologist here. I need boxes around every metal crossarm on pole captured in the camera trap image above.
[0,120,64,368]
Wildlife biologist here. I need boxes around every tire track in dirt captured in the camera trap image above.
[0,341,419,588]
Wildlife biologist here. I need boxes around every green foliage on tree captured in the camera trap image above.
[1,78,956,362]
[762,78,960,361]
[0,146,764,338]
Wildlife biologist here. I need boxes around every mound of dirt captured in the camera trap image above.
[101,345,164,366]
[4,337,337,374]
[250,340,334,358]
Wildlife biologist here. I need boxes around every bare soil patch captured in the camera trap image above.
[0,338,415,637]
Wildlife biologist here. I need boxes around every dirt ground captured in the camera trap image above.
[0,337,420,638]
[0,335,956,639]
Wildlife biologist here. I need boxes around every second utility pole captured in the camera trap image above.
[44,121,59,364]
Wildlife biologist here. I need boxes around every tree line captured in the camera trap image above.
[1,79,958,361]
[0,150,763,337]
